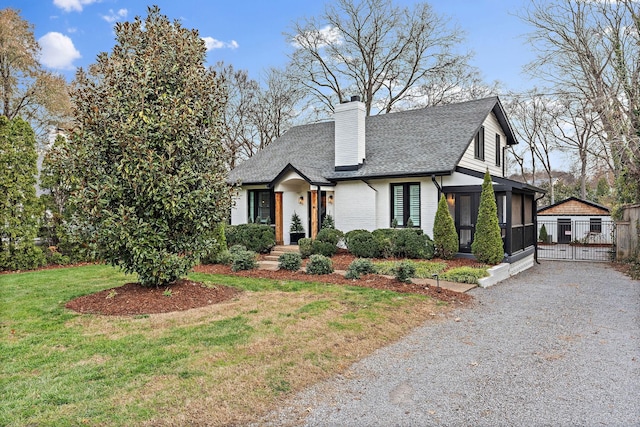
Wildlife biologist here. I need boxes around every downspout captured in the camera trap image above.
[431,174,442,199]
[534,192,545,264]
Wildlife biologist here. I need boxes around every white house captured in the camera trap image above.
[228,96,542,265]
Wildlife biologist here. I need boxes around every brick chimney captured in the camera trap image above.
[334,96,365,171]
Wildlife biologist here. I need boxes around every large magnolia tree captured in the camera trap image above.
[68,7,231,286]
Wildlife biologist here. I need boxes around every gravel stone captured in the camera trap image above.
[256,261,640,426]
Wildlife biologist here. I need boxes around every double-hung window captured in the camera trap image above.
[590,218,602,233]
[474,126,485,160]
[391,183,420,227]
[248,190,273,224]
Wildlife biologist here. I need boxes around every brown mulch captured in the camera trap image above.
[65,279,242,316]
[63,253,476,316]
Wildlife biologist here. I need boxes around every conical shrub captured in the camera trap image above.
[471,170,504,264]
[433,194,458,259]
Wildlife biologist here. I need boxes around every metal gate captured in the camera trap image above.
[537,219,615,262]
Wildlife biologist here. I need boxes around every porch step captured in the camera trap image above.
[257,260,280,271]
[272,245,301,253]
[258,245,301,270]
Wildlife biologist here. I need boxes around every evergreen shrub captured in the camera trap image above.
[344,258,376,279]
[306,254,333,275]
[471,171,504,264]
[226,224,275,253]
[278,252,302,271]
[433,194,459,259]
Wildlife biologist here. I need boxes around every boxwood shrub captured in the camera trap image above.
[306,254,333,275]
[225,224,275,253]
[346,230,381,258]
[230,249,258,272]
[298,238,313,258]
[278,252,302,271]
[344,258,376,279]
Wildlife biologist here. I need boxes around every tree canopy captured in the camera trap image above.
[67,6,231,286]
[285,0,487,116]
[0,8,72,137]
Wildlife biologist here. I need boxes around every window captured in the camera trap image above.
[474,126,485,160]
[248,190,273,224]
[495,134,501,166]
[391,183,420,227]
[590,218,602,233]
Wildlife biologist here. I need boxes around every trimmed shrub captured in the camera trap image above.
[311,240,337,257]
[316,228,343,246]
[230,249,258,272]
[346,230,381,258]
[344,229,369,245]
[471,171,504,264]
[433,194,459,260]
[278,252,302,271]
[306,254,333,275]
[226,224,275,254]
[344,258,376,279]
[393,228,434,259]
[393,260,416,283]
[298,238,313,258]
[440,266,488,284]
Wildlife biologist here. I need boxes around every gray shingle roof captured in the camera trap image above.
[228,96,514,186]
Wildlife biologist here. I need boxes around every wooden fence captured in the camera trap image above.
[615,204,640,260]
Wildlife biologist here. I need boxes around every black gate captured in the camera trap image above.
[537,219,615,262]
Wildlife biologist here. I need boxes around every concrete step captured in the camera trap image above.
[272,245,300,253]
[258,260,280,271]
[264,255,280,261]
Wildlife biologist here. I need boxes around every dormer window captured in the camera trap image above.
[474,126,485,160]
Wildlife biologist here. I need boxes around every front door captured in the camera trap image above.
[457,194,478,253]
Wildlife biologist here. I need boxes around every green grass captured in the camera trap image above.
[1,264,447,426]
[373,260,447,278]
[439,266,489,284]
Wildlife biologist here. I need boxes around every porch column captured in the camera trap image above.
[310,190,318,239]
[275,191,283,245]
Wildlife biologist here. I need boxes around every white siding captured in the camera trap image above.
[457,112,506,176]
[334,178,441,238]
[334,181,377,231]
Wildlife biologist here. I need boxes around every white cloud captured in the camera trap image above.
[53,0,100,12]
[292,25,342,49]
[101,8,128,23]
[202,37,239,51]
[38,32,81,69]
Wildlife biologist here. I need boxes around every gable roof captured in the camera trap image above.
[537,196,610,215]
[228,96,515,186]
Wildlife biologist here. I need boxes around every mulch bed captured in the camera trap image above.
[58,253,477,316]
[65,279,242,316]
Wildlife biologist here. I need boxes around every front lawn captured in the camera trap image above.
[1,264,452,426]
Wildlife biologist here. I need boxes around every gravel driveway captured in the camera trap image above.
[258,261,640,426]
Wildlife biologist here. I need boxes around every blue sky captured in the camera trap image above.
[7,0,540,91]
